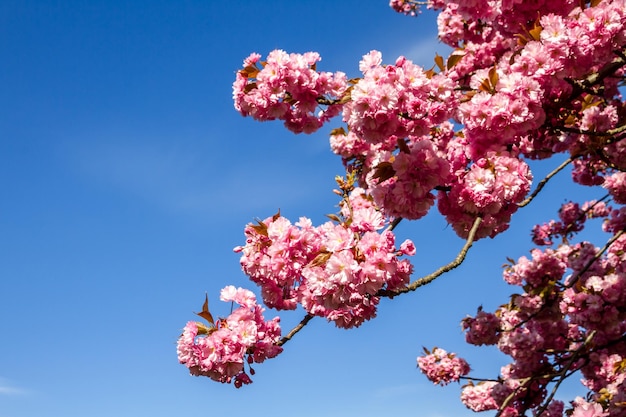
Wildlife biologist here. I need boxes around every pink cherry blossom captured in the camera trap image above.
[417,347,470,385]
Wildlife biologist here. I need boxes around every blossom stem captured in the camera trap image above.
[277,314,314,347]
[518,158,573,207]
[379,216,483,298]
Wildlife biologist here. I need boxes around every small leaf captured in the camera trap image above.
[460,90,476,103]
[613,358,626,373]
[241,65,260,79]
[397,137,411,154]
[478,78,492,93]
[196,294,215,326]
[488,66,499,89]
[339,87,353,104]
[447,51,464,70]
[308,251,332,268]
[434,54,445,72]
[528,23,543,42]
[326,213,342,223]
[330,127,347,137]
[250,219,269,237]
[515,33,529,46]
[243,82,257,94]
[372,161,396,183]
[564,114,577,126]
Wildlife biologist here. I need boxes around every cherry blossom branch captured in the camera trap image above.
[567,228,625,287]
[494,330,596,417]
[378,216,483,298]
[532,332,596,417]
[554,123,626,138]
[518,157,574,208]
[567,49,626,96]
[387,217,403,231]
[277,314,314,347]
[276,217,482,345]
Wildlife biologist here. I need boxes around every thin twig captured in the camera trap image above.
[555,123,626,138]
[379,216,483,298]
[566,229,625,287]
[518,158,573,208]
[387,217,403,232]
[277,314,313,347]
[520,331,595,417]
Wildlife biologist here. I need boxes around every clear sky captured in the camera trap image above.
[0,1,605,416]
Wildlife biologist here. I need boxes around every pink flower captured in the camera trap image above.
[177,288,283,387]
[571,398,608,417]
[417,347,470,385]
[461,381,499,411]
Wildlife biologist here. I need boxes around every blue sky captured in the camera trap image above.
[0,1,605,416]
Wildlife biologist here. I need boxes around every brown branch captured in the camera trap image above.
[567,49,626,97]
[495,331,595,417]
[387,217,403,232]
[532,333,594,417]
[518,157,574,208]
[277,314,313,347]
[566,229,625,288]
[275,217,481,347]
[379,216,483,298]
[555,123,626,138]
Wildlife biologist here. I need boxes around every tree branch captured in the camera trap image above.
[518,157,573,208]
[277,314,314,347]
[379,216,483,298]
[566,229,625,288]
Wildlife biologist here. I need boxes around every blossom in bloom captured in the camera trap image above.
[235,188,415,329]
[461,381,499,411]
[233,50,347,134]
[571,397,608,417]
[462,310,500,346]
[177,288,282,386]
[417,347,470,385]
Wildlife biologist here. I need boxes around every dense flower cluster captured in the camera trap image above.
[234,187,414,328]
[389,0,422,16]
[182,2,626,415]
[417,347,471,385]
[177,286,282,387]
[422,198,626,416]
[232,50,348,134]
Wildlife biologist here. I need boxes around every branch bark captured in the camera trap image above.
[379,216,483,298]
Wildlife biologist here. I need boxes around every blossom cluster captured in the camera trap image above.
[417,347,470,386]
[177,286,282,387]
[389,0,421,17]
[234,187,415,329]
[422,197,626,416]
[232,50,347,134]
[183,2,626,412]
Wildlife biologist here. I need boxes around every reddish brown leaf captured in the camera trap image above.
[372,161,396,183]
[434,54,445,72]
[446,51,464,70]
[196,294,215,326]
[308,251,332,268]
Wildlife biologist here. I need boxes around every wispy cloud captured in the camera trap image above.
[0,378,27,396]
[68,138,333,219]
[373,382,423,399]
